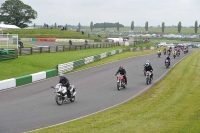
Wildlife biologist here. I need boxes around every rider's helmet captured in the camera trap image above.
[145,63,149,67]
[59,73,64,77]
[119,66,123,70]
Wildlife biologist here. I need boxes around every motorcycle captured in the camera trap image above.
[165,59,170,68]
[116,74,126,90]
[52,83,76,105]
[173,54,176,59]
[146,71,152,85]
[157,52,161,57]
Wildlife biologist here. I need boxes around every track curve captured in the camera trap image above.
[0,49,192,133]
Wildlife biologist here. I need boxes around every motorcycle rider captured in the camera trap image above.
[165,56,171,66]
[144,63,153,79]
[173,50,177,56]
[163,48,166,54]
[167,48,171,55]
[115,66,127,85]
[59,73,71,98]
[144,60,152,67]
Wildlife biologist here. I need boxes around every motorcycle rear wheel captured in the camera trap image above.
[55,95,63,105]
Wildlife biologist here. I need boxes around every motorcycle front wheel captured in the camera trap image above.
[55,95,63,105]
[146,77,149,85]
[117,80,121,90]
[70,96,75,102]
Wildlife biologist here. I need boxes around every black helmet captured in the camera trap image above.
[119,66,123,69]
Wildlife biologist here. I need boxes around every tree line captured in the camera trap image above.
[0,0,199,34]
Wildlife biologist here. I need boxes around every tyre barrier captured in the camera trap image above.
[36,38,56,42]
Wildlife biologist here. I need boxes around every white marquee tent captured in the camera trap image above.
[0,24,20,29]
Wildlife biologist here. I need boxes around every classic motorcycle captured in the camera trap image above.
[165,59,170,68]
[116,74,126,90]
[146,71,152,85]
[52,83,76,105]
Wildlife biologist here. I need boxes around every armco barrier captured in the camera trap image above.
[36,38,56,42]
[0,78,16,90]
[0,69,58,91]
[58,48,126,74]
[16,75,32,86]
[46,69,58,78]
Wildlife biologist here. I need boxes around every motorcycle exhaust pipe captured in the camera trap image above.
[73,92,76,96]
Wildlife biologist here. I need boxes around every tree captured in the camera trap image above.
[78,22,81,31]
[162,22,165,33]
[131,21,134,30]
[65,23,67,30]
[104,22,106,31]
[54,23,57,29]
[194,21,198,33]
[145,21,148,31]
[178,21,182,33]
[90,21,93,32]
[0,0,37,28]
[117,22,119,31]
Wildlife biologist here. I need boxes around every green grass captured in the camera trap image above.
[30,49,200,133]
[0,46,130,80]
[3,29,102,39]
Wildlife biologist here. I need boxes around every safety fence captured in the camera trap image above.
[0,48,126,91]
[57,49,126,74]
[19,43,119,55]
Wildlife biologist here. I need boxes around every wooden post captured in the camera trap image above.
[30,47,33,54]
[56,46,58,52]
[40,47,42,53]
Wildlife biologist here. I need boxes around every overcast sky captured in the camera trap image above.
[1,0,200,26]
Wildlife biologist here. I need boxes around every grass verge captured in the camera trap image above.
[0,45,155,80]
[30,50,200,133]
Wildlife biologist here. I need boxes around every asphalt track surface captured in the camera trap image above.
[0,50,192,133]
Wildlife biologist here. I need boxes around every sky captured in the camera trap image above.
[0,0,200,27]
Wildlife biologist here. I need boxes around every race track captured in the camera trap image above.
[0,49,192,133]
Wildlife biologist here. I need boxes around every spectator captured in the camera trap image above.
[85,40,88,45]
[82,31,84,35]
[69,40,72,45]
[18,39,24,48]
